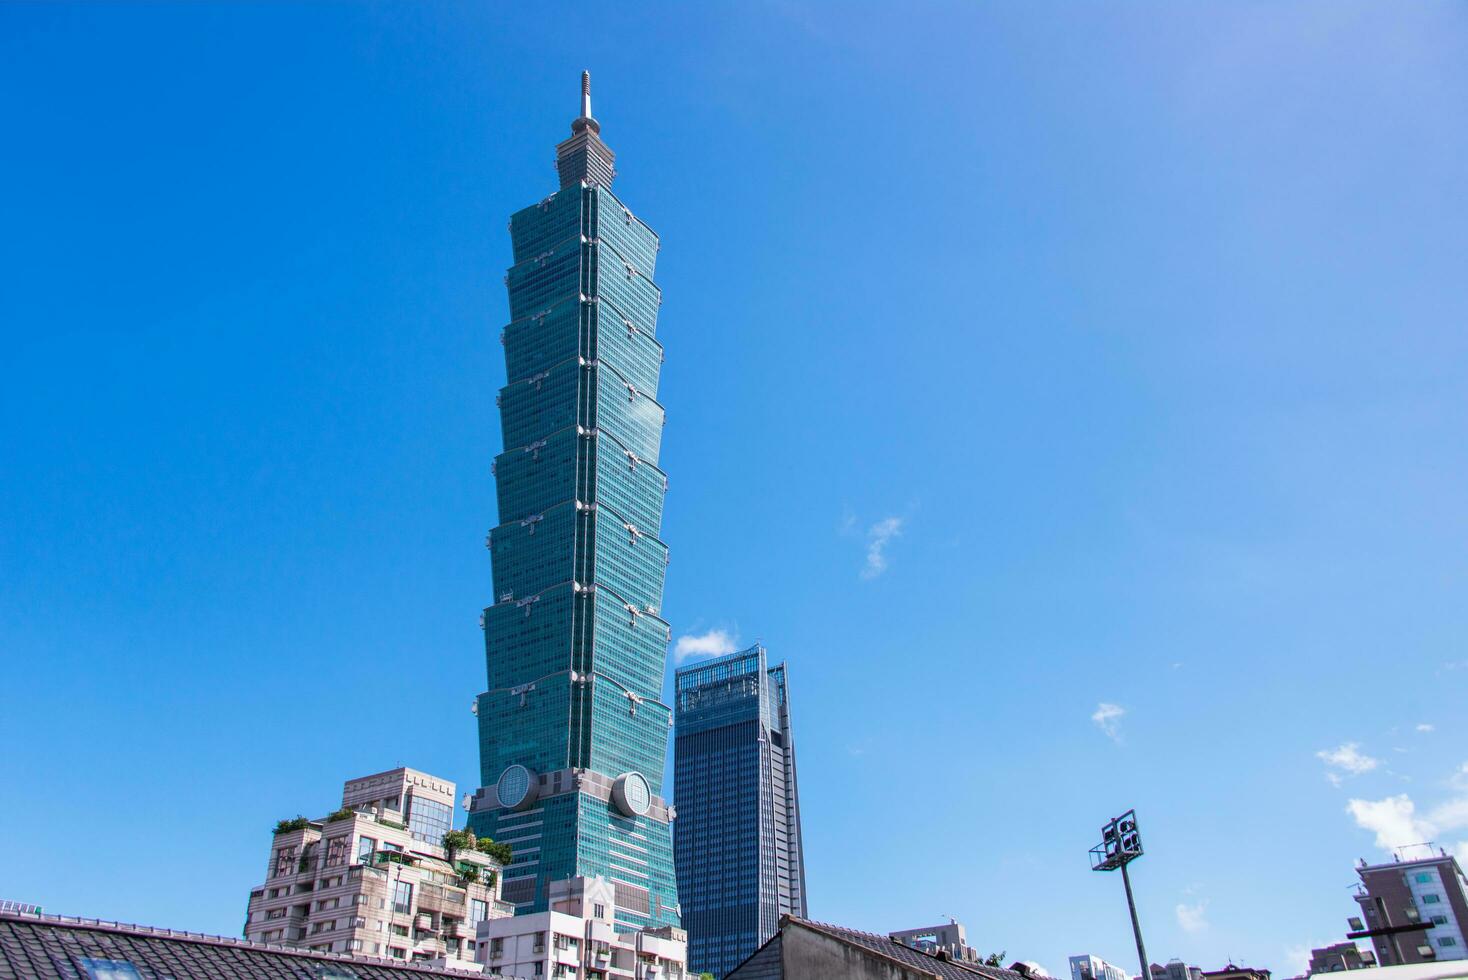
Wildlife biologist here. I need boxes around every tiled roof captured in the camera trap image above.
[792,917,1032,980]
[0,910,487,980]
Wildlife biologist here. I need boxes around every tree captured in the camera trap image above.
[273,816,310,835]
[442,829,476,864]
[474,836,514,865]
[984,952,1008,968]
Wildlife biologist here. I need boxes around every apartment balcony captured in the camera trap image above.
[416,883,468,914]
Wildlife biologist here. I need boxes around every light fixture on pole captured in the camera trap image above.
[1091,809,1148,980]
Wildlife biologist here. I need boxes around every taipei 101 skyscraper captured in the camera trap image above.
[467,73,681,931]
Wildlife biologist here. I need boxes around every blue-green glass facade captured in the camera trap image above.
[467,77,681,932]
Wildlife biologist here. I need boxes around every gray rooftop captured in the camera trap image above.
[0,909,488,980]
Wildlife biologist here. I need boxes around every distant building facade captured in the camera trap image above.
[243,767,510,967]
[1308,942,1376,974]
[1071,954,1130,980]
[1353,849,1468,965]
[1155,962,1205,980]
[476,875,687,980]
[674,645,807,978]
[1201,965,1270,980]
[894,921,982,964]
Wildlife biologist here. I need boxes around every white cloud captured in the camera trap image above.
[672,628,739,664]
[1429,797,1468,831]
[860,516,904,580]
[1347,795,1431,852]
[1417,724,1436,733]
[1092,703,1126,743]
[1318,743,1380,785]
[1176,901,1208,933]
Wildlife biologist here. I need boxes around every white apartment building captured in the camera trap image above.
[244,767,513,968]
[476,875,687,980]
[1071,954,1132,980]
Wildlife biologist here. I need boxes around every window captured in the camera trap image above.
[471,899,488,924]
[407,795,453,844]
[1441,938,1458,948]
[389,947,406,959]
[357,837,376,863]
[81,959,142,980]
[491,938,504,956]
[534,965,543,977]
[326,836,350,866]
[392,924,409,937]
[593,903,605,918]
[392,880,413,914]
[1424,894,1442,904]
[1416,873,1433,883]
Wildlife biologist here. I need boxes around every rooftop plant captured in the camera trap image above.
[273,816,310,835]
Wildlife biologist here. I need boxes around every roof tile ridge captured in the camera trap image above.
[0,909,485,974]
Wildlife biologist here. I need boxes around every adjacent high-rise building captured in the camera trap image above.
[467,73,682,934]
[1352,848,1468,964]
[674,645,807,978]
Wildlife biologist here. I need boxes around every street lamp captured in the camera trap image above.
[1091,809,1148,980]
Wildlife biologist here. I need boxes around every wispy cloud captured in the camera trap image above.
[1417,723,1436,733]
[1092,703,1126,743]
[860,516,904,580]
[1318,743,1379,786]
[1176,901,1208,933]
[672,628,739,664]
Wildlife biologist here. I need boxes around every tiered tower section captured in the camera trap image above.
[468,73,680,931]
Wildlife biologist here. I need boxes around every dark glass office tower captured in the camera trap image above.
[674,645,807,977]
[467,73,680,931]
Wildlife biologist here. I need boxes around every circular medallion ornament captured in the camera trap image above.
[496,764,539,811]
[612,771,651,817]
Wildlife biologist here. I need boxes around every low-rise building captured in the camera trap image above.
[1308,942,1376,974]
[243,766,512,967]
[1155,961,1205,980]
[1201,965,1271,980]
[1352,848,1468,965]
[1071,954,1130,980]
[476,875,687,979]
[893,921,983,964]
[727,917,1035,980]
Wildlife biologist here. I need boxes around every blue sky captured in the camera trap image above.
[2,2,1466,975]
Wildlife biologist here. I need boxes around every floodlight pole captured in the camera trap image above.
[1121,861,1149,980]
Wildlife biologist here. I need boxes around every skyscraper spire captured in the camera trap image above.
[557,70,614,187]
